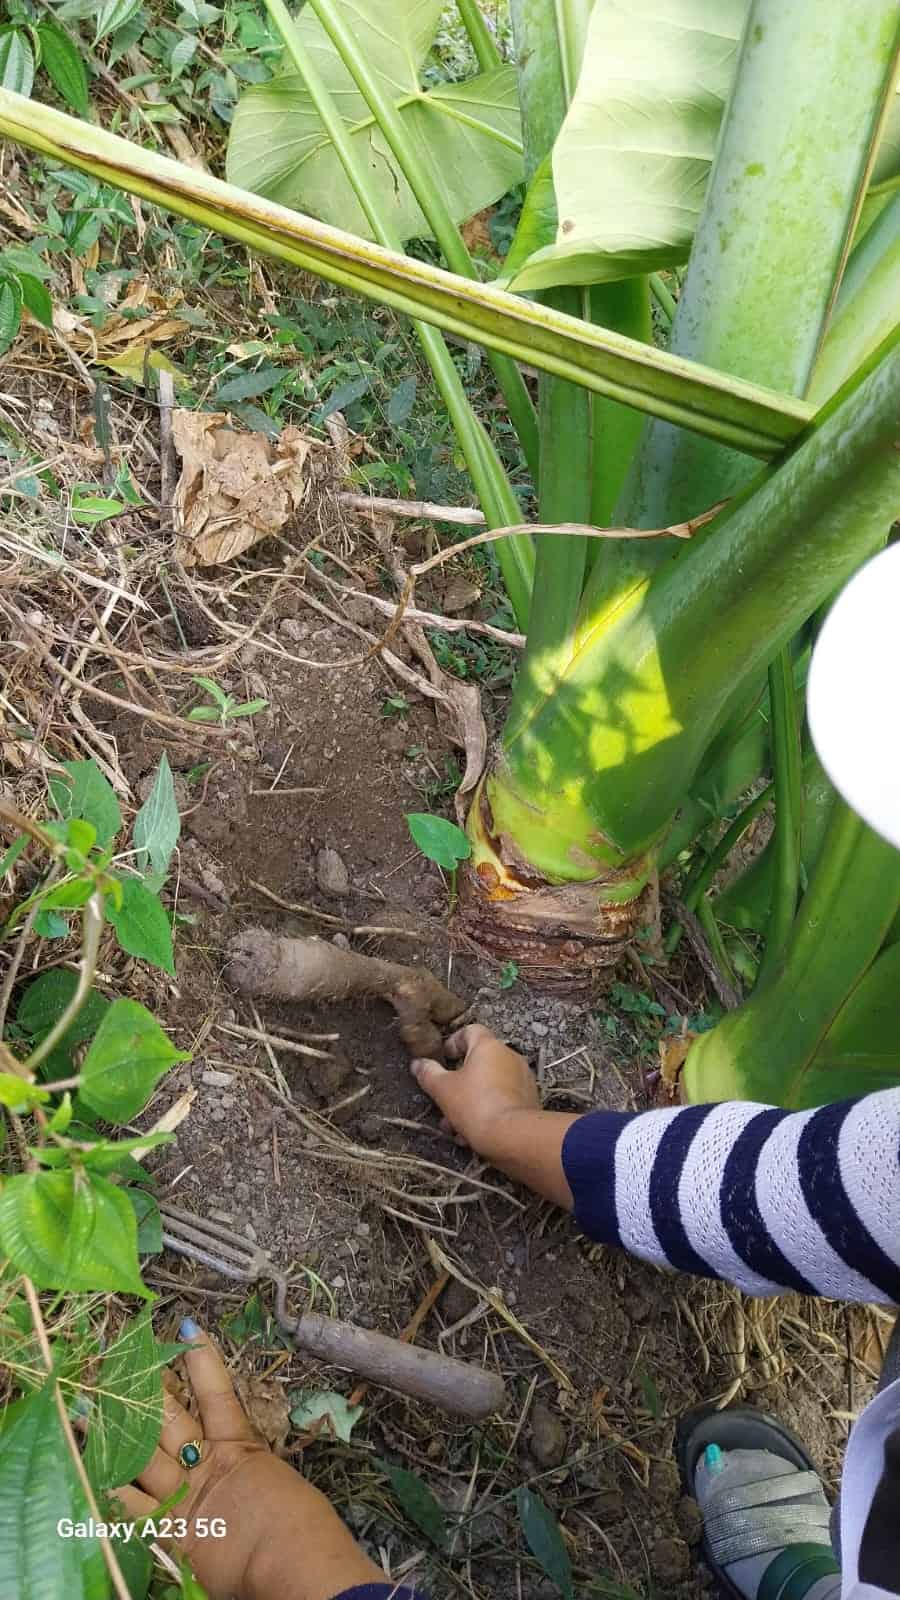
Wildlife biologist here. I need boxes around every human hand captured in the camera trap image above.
[410,1023,539,1158]
[115,1319,380,1600]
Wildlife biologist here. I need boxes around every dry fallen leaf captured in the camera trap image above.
[442,574,481,613]
[461,207,498,258]
[234,1374,291,1450]
[51,281,189,356]
[172,411,321,567]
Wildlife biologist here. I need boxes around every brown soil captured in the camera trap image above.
[103,612,866,1600]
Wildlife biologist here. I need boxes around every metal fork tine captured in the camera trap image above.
[158,1201,271,1280]
[160,1231,259,1281]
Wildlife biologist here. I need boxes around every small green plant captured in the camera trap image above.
[406,811,471,909]
[6,754,180,974]
[498,959,519,989]
[187,675,269,725]
[0,754,205,1595]
[0,12,88,115]
[381,692,410,717]
[0,242,53,354]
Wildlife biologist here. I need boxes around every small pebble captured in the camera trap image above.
[202,1069,233,1088]
[330,1274,345,1290]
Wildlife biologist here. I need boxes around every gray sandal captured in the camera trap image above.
[676,1404,840,1600]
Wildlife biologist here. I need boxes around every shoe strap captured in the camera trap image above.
[706,1471,824,1517]
[706,1504,831,1565]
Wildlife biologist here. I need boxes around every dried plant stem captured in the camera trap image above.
[338,491,485,526]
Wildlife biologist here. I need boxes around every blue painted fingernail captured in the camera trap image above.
[179,1316,200,1341]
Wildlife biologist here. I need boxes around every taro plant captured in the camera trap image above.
[0,757,199,1596]
[0,0,898,1109]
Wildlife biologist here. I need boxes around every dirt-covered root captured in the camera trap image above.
[226,928,463,1058]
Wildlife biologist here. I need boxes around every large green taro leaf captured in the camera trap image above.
[504,0,899,290]
[226,0,522,243]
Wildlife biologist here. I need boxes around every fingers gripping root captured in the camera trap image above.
[225,928,463,1059]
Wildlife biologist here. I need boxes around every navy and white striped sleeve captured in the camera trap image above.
[560,1089,900,1304]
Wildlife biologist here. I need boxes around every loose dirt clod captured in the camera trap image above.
[528,1399,568,1468]
[315,847,350,898]
[226,928,463,1058]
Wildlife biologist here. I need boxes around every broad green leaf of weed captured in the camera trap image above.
[17,969,109,1080]
[0,29,34,96]
[0,1074,50,1113]
[94,0,142,46]
[383,1462,447,1546]
[191,675,229,710]
[18,968,109,1041]
[127,1188,163,1254]
[18,272,53,328]
[517,1486,574,1600]
[85,1307,164,1491]
[230,403,279,437]
[34,908,70,939]
[387,374,417,427]
[0,244,51,279]
[107,876,175,974]
[80,997,189,1122]
[0,1380,107,1599]
[405,812,471,870]
[221,1292,268,1345]
[49,758,122,844]
[290,1390,363,1443]
[35,21,89,115]
[0,1168,149,1296]
[213,366,286,404]
[38,877,94,912]
[170,34,197,77]
[70,486,127,526]
[223,698,268,719]
[80,1132,172,1173]
[48,1093,73,1134]
[0,276,23,353]
[129,758,184,856]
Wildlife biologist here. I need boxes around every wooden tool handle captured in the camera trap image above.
[292,1311,505,1419]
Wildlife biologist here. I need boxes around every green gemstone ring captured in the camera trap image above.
[178,1439,203,1470]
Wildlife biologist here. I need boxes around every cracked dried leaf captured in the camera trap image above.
[173,410,314,567]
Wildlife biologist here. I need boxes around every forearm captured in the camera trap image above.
[559,1091,900,1304]
[482,1108,579,1209]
